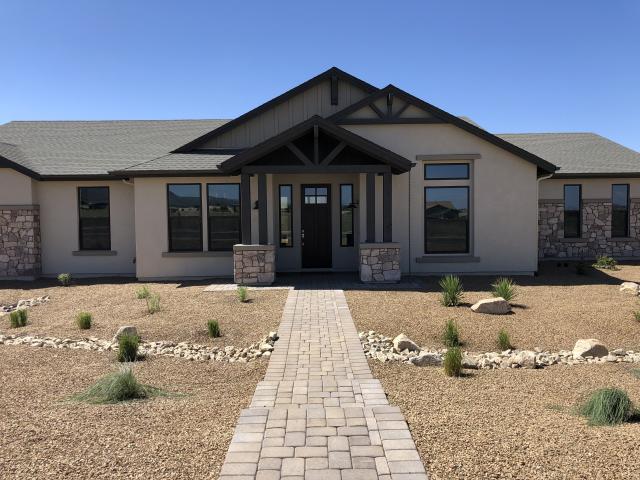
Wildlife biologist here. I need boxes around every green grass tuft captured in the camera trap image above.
[146,294,161,314]
[592,255,618,270]
[497,328,513,350]
[491,277,518,302]
[9,309,28,328]
[633,311,640,323]
[75,312,92,330]
[71,366,170,404]
[439,275,463,307]
[237,286,248,303]
[136,285,150,299]
[207,319,221,338]
[441,319,460,348]
[117,334,139,362]
[579,388,634,426]
[57,273,72,286]
[443,347,463,377]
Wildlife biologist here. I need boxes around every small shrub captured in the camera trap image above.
[9,309,28,328]
[497,328,513,350]
[443,347,463,377]
[207,319,221,338]
[593,255,618,270]
[57,273,72,286]
[146,294,161,314]
[136,285,150,299]
[117,334,139,362]
[441,319,460,347]
[633,311,640,323]
[76,312,92,330]
[237,286,248,303]
[491,277,518,302]
[439,275,463,307]
[579,388,634,426]
[71,366,168,404]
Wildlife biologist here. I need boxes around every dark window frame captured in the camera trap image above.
[424,163,470,180]
[278,184,293,248]
[167,183,203,252]
[340,183,355,247]
[77,186,111,251]
[563,184,582,239]
[206,183,241,252]
[424,185,470,255]
[612,183,630,238]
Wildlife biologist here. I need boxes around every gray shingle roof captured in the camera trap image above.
[497,132,640,176]
[116,152,234,175]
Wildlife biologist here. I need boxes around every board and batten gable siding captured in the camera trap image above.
[199,79,371,149]
[344,124,540,275]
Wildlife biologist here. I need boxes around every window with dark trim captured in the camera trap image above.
[612,184,630,238]
[167,184,202,252]
[563,184,581,238]
[425,163,470,180]
[340,184,354,247]
[279,185,293,248]
[207,183,241,251]
[425,186,469,254]
[78,186,111,250]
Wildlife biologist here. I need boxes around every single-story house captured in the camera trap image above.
[1,67,639,283]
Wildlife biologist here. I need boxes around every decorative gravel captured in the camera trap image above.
[0,345,266,479]
[0,279,288,347]
[347,264,640,352]
[373,361,640,480]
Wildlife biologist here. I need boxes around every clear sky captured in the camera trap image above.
[1,0,639,150]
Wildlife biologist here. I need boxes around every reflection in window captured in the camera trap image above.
[340,184,354,247]
[207,184,240,251]
[564,185,581,238]
[304,187,328,205]
[425,187,469,254]
[612,184,630,238]
[425,163,470,180]
[168,184,202,251]
[279,185,293,247]
[78,187,110,250]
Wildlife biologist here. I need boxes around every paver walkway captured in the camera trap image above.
[219,289,428,480]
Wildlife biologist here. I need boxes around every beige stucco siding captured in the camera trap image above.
[539,178,640,199]
[37,180,136,276]
[0,168,38,205]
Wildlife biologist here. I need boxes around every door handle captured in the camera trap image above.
[301,229,304,246]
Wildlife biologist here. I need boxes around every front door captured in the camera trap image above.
[301,185,332,268]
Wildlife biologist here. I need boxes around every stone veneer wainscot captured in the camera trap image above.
[359,242,401,283]
[0,205,41,279]
[233,244,275,285]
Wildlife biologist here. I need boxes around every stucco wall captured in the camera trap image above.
[0,168,38,205]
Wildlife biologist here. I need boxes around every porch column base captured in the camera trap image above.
[359,242,401,283]
[233,244,276,286]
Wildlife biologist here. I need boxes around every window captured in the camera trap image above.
[612,184,630,238]
[425,186,469,254]
[304,187,328,204]
[425,163,469,180]
[279,185,293,247]
[78,187,110,250]
[207,184,240,251]
[167,184,202,252]
[563,185,581,238]
[340,184,354,247]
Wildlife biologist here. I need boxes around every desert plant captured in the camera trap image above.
[9,309,28,328]
[207,319,221,338]
[497,328,513,350]
[146,294,161,314]
[491,277,518,302]
[443,347,463,377]
[439,275,463,307]
[136,285,150,299]
[441,319,460,347]
[579,388,634,426]
[71,366,168,404]
[634,311,640,323]
[117,334,139,362]
[593,255,618,270]
[76,312,92,330]
[237,286,248,303]
[57,273,72,286]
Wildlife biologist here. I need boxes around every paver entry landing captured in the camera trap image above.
[219,289,428,479]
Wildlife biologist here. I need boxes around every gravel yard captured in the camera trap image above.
[0,279,287,347]
[0,345,264,479]
[347,264,640,352]
[373,361,640,480]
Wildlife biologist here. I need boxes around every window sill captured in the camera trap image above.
[558,238,587,243]
[610,237,636,242]
[416,255,480,263]
[161,251,232,258]
[72,250,117,256]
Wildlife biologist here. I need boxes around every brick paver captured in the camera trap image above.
[219,289,428,480]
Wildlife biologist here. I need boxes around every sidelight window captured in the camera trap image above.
[279,185,293,247]
[340,184,354,247]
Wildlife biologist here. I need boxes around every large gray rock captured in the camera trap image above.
[470,297,511,315]
[392,334,419,353]
[619,282,640,295]
[112,325,138,343]
[410,352,442,367]
[514,350,537,369]
[573,339,608,359]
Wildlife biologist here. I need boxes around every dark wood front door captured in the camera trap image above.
[301,185,332,268]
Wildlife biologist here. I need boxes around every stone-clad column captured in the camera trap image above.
[233,244,275,285]
[0,205,41,279]
[359,242,401,283]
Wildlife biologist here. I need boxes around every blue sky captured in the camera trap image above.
[1,0,639,150]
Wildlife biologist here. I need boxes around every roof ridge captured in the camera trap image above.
[498,132,596,136]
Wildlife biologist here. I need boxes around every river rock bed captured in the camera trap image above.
[1,296,50,314]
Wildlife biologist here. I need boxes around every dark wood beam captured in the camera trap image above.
[366,172,376,243]
[320,141,346,166]
[393,101,411,118]
[258,173,268,244]
[386,92,393,118]
[383,172,392,242]
[286,143,312,165]
[242,165,391,174]
[240,173,252,244]
[368,103,386,119]
[330,75,338,105]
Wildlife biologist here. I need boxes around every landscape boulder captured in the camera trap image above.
[470,297,511,315]
[112,325,138,343]
[619,282,640,295]
[410,352,441,367]
[513,350,537,369]
[573,339,609,359]
[392,334,419,353]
